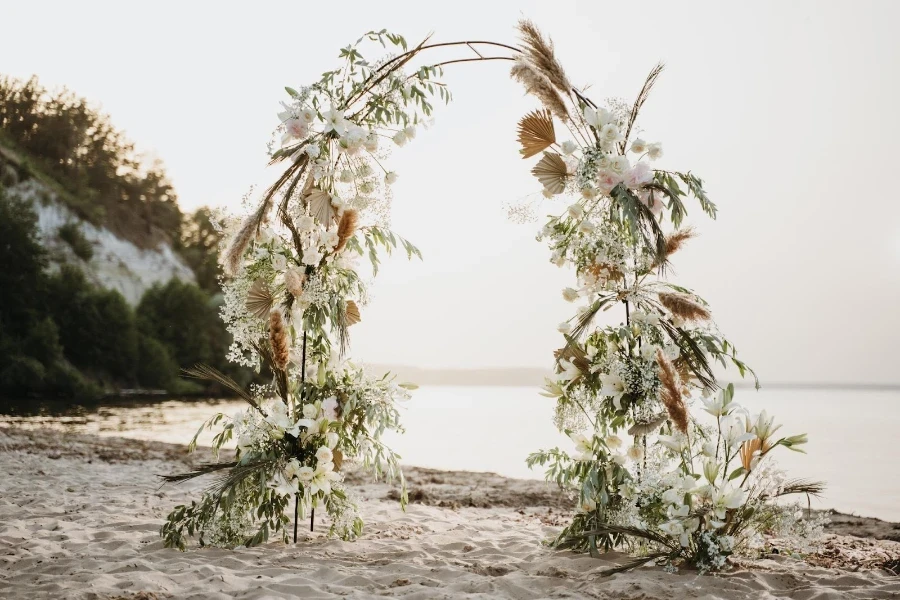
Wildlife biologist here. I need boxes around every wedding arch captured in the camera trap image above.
[161,21,820,574]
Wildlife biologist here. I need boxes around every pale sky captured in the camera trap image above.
[3,1,899,383]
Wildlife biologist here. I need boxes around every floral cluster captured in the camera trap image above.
[161,30,447,550]
[512,22,822,573]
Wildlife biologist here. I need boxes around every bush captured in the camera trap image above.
[137,333,177,389]
[57,222,93,261]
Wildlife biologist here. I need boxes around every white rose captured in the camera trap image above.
[627,445,645,461]
[316,446,333,464]
[561,140,578,155]
[403,125,416,140]
[605,435,623,449]
[567,203,584,219]
[557,322,572,334]
[392,131,407,147]
[630,138,648,154]
[385,171,398,185]
[302,247,323,266]
[297,466,314,483]
[325,432,339,449]
[562,287,579,302]
[599,123,623,147]
[363,132,379,152]
[305,144,321,158]
[298,107,316,124]
[647,142,663,160]
[302,403,318,419]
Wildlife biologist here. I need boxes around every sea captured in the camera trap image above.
[2,386,898,522]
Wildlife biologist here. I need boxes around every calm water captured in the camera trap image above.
[3,386,898,521]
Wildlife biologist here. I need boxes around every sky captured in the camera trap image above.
[2,0,899,384]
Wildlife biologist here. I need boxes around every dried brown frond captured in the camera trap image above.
[586,263,624,282]
[656,349,689,434]
[222,216,256,277]
[335,208,358,253]
[268,309,290,371]
[740,438,762,472]
[623,62,665,147]
[659,292,711,322]
[650,228,696,269]
[516,19,572,95]
[510,59,570,121]
[246,278,274,319]
[344,300,361,326]
[333,449,344,471]
[531,151,568,194]
[284,267,305,299]
[517,109,556,159]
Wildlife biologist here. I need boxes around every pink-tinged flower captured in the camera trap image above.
[283,118,309,141]
[596,170,622,193]
[625,161,653,188]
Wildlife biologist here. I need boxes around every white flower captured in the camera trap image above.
[703,460,720,484]
[561,140,578,155]
[283,118,309,142]
[270,473,297,497]
[322,396,339,420]
[595,170,622,193]
[392,130,407,146]
[297,466,314,483]
[309,462,340,495]
[302,247,323,266]
[609,154,630,175]
[567,203,584,219]
[271,253,287,271]
[599,123,624,147]
[305,144,321,158]
[710,484,747,519]
[363,132,379,152]
[557,321,572,334]
[284,458,302,481]
[322,107,346,134]
[630,138,648,154]
[611,453,627,466]
[750,410,782,444]
[604,435,623,450]
[558,358,581,382]
[658,434,688,452]
[316,446,334,464]
[570,433,593,461]
[702,390,738,417]
[403,125,416,140]
[647,142,663,160]
[581,186,598,200]
[640,343,659,361]
[702,442,717,458]
[721,415,757,447]
[298,107,316,124]
[385,171,398,185]
[325,431,339,449]
[540,377,564,398]
[627,444,645,461]
[599,373,626,409]
[562,287,579,302]
[625,161,653,188]
[302,403,318,420]
[583,106,614,129]
[296,215,315,233]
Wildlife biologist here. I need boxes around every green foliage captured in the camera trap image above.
[137,279,223,368]
[57,222,93,261]
[0,75,181,247]
[175,208,222,294]
[0,187,47,334]
[136,333,177,389]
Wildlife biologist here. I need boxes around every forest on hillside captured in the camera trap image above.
[0,76,251,407]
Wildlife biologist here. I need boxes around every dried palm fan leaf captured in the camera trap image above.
[628,414,668,436]
[246,278,274,319]
[659,291,711,322]
[307,187,336,226]
[532,151,568,195]
[517,109,556,158]
[510,59,570,121]
[345,300,361,326]
[656,350,689,434]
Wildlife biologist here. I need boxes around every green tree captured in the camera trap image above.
[176,207,222,294]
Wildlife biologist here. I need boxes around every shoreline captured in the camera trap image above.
[1,426,899,599]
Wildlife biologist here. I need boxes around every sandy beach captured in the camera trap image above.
[1,427,898,600]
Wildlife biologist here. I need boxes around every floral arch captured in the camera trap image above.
[161,22,819,574]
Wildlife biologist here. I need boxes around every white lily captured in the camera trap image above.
[598,373,626,409]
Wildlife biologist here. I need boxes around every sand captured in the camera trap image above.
[1,428,898,600]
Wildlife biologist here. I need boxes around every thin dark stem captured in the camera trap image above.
[293,331,309,543]
[310,508,315,532]
[429,56,515,69]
